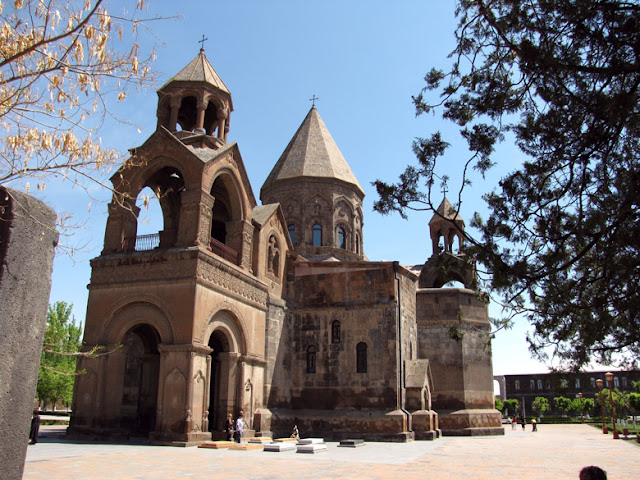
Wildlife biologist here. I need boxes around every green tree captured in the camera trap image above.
[553,396,572,417]
[36,301,82,409]
[531,397,550,418]
[503,398,520,417]
[628,392,640,431]
[373,0,640,368]
[495,397,504,414]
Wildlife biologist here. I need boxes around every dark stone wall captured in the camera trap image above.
[0,187,57,480]
[282,261,404,411]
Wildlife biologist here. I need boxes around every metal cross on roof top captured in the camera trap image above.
[309,95,319,107]
[441,180,449,197]
[199,34,208,51]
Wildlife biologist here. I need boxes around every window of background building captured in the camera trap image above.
[614,376,620,388]
[575,378,581,389]
[590,377,596,388]
[538,380,544,390]
[622,377,628,388]
[530,379,536,390]
[514,380,520,391]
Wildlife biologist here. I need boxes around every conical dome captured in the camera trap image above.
[262,106,363,195]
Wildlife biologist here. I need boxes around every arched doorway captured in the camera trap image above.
[208,329,231,437]
[120,324,160,434]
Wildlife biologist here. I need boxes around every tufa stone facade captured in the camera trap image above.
[69,50,502,445]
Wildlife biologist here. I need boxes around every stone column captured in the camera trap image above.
[195,96,209,134]
[226,220,254,271]
[169,96,181,132]
[217,106,228,140]
[177,189,213,248]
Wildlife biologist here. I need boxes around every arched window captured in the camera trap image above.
[575,378,581,389]
[312,224,322,246]
[514,380,520,391]
[538,380,544,390]
[356,342,367,373]
[331,320,340,344]
[614,376,620,388]
[306,345,316,373]
[288,224,295,245]
[530,379,535,390]
[355,233,360,254]
[337,226,346,249]
[590,377,596,388]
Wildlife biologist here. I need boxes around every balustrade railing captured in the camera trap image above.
[209,237,239,264]
[122,233,160,252]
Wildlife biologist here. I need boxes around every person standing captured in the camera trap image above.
[29,411,41,445]
[233,411,244,443]
[531,418,537,432]
[511,416,517,430]
[520,416,526,431]
[225,413,234,441]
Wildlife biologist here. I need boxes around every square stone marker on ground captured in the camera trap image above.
[198,441,235,449]
[338,439,365,447]
[229,443,264,451]
[297,438,325,445]
[297,443,328,454]
[264,442,297,452]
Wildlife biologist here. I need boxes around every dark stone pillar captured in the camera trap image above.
[0,187,58,480]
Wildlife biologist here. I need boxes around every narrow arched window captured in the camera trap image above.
[355,233,360,254]
[575,378,581,389]
[312,224,322,246]
[590,377,596,388]
[614,377,620,388]
[538,380,544,390]
[356,342,367,373]
[331,320,340,344]
[337,227,346,249]
[514,380,520,391]
[288,224,295,245]
[306,345,316,373]
[530,379,535,390]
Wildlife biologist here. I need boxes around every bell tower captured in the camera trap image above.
[156,48,233,145]
[419,197,475,289]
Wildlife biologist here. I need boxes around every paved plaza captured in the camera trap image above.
[23,424,639,480]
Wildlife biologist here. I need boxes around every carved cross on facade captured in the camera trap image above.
[309,95,319,107]
[199,34,208,51]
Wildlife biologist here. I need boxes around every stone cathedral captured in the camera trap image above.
[69,50,502,444]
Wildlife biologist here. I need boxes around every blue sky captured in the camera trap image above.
[24,1,556,375]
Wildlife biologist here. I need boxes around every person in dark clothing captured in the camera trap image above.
[29,411,41,445]
[520,416,526,431]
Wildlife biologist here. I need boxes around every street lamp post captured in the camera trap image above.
[596,378,607,434]
[605,372,619,439]
[579,392,584,424]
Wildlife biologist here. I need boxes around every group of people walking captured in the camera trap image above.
[511,415,537,431]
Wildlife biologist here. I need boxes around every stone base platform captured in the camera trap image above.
[338,439,365,448]
[248,437,273,444]
[229,443,264,451]
[264,442,297,452]
[274,437,297,442]
[438,409,504,437]
[198,441,235,449]
[297,444,327,454]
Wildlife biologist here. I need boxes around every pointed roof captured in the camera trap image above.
[159,49,231,97]
[429,197,465,226]
[262,107,363,195]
